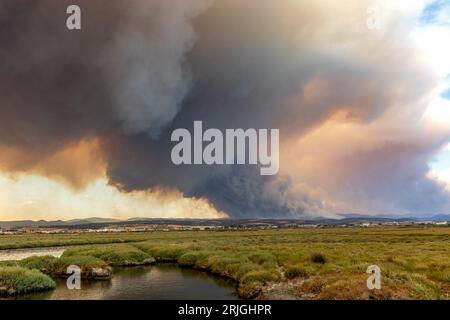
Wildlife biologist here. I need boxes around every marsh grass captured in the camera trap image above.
[0,227,449,299]
[19,255,60,271]
[285,265,311,279]
[61,244,154,266]
[0,267,55,295]
[143,245,194,262]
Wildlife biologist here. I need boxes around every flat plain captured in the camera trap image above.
[0,227,449,299]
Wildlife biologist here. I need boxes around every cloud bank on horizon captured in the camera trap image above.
[0,0,450,220]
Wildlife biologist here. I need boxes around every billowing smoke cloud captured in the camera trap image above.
[104,0,211,137]
[1,0,449,218]
[0,0,209,150]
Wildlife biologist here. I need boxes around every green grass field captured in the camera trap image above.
[0,227,449,299]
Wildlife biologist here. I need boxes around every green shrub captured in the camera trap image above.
[247,252,277,265]
[0,267,56,295]
[235,262,258,280]
[62,244,153,266]
[237,281,262,299]
[210,256,243,278]
[285,265,310,279]
[178,251,213,268]
[58,255,108,270]
[240,269,280,284]
[136,244,189,261]
[310,253,327,264]
[18,254,108,275]
[19,255,59,271]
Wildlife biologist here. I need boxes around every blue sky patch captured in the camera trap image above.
[421,0,450,25]
[431,146,450,171]
[443,87,450,99]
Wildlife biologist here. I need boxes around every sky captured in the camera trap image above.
[0,0,450,220]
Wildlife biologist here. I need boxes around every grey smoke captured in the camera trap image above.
[103,0,211,137]
[0,0,449,218]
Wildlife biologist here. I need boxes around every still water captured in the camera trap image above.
[0,247,68,261]
[16,264,239,300]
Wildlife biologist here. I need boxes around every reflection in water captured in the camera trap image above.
[17,265,239,300]
[0,247,69,261]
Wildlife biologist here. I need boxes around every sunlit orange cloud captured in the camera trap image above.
[0,173,227,221]
[0,139,105,189]
[280,105,450,215]
[0,140,227,221]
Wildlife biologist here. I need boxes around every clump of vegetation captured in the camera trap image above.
[246,251,278,269]
[0,267,56,296]
[57,255,108,269]
[209,255,250,279]
[317,278,368,300]
[58,255,112,279]
[240,269,280,283]
[135,243,191,262]
[297,276,326,296]
[237,269,280,299]
[178,251,214,268]
[16,255,111,279]
[19,255,60,272]
[310,253,327,264]
[62,244,154,266]
[285,265,310,279]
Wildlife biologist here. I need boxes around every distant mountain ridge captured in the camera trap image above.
[0,217,121,228]
[0,214,449,229]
